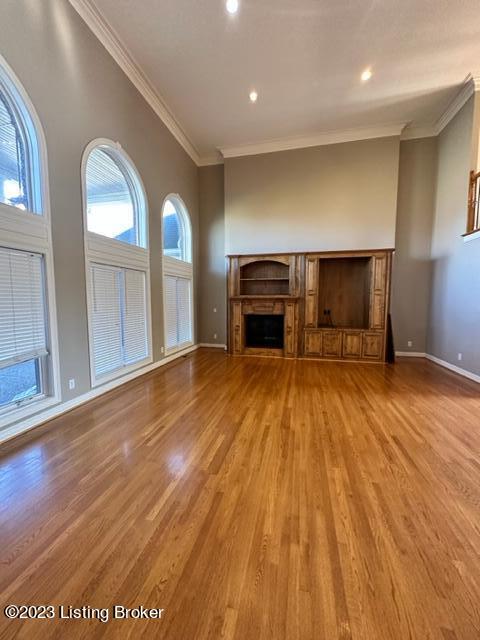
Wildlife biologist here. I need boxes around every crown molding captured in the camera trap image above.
[220,123,406,159]
[68,0,201,165]
[400,125,437,140]
[401,74,480,141]
[198,152,224,167]
[434,74,476,134]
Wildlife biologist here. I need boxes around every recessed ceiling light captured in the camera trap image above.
[361,68,373,82]
[249,90,258,103]
[226,0,239,14]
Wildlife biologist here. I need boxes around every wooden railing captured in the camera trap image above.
[467,170,480,233]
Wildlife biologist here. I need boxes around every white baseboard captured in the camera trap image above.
[0,344,199,448]
[396,350,480,384]
[425,353,480,384]
[199,343,227,349]
[396,351,427,357]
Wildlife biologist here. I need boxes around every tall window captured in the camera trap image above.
[83,140,151,385]
[162,196,193,353]
[0,57,59,430]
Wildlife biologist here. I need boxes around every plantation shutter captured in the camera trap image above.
[164,275,192,351]
[123,269,148,364]
[91,264,123,377]
[0,247,47,370]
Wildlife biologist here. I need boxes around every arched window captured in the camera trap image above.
[82,140,152,385]
[0,56,59,432]
[85,144,146,248]
[162,196,192,262]
[162,195,194,354]
[0,64,43,213]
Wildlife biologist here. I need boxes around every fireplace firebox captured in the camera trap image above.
[245,315,284,349]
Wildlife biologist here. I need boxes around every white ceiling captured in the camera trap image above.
[85,0,480,161]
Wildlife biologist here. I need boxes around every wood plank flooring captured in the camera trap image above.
[0,349,479,640]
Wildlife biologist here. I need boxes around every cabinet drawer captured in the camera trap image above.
[242,301,284,315]
[362,332,383,360]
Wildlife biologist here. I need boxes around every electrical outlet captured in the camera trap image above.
[407,340,413,348]
[458,353,463,361]
[213,307,217,313]
[68,379,75,390]
[213,333,217,340]
[161,346,164,354]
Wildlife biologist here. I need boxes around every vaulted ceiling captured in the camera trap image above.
[73,0,480,163]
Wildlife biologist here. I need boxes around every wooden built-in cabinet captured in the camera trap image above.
[228,249,393,363]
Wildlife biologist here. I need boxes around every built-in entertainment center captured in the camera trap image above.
[227,249,393,362]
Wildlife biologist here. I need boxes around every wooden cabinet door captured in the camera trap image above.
[305,258,318,327]
[362,332,383,360]
[370,255,387,330]
[343,331,362,358]
[322,330,342,357]
[232,302,243,354]
[284,302,296,357]
[304,331,322,355]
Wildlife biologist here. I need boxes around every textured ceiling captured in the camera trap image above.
[91,0,480,157]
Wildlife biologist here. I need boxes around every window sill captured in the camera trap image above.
[165,341,194,357]
[91,356,153,388]
[0,393,60,432]
[462,229,480,243]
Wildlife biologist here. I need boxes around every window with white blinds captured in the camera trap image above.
[0,247,47,370]
[90,264,148,378]
[164,275,192,351]
[0,59,58,426]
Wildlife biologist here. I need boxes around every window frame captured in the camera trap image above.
[0,58,44,216]
[162,194,192,263]
[0,54,60,434]
[83,140,148,250]
[162,194,194,355]
[81,139,153,387]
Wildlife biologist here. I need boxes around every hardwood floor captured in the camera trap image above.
[0,349,479,640]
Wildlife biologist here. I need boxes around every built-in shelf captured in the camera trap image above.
[239,259,291,296]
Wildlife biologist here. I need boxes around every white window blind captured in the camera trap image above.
[164,275,192,351]
[91,264,123,377]
[0,247,47,370]
[123,269,148,365]
[90,264,149,378]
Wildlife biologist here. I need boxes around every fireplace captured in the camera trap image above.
[245,314,284,349]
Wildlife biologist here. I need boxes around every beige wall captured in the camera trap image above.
[199,165,227,345]
[225,137,400,254]
[427,95,480,374]
[391,138,437,353]
[0,0,199,424]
